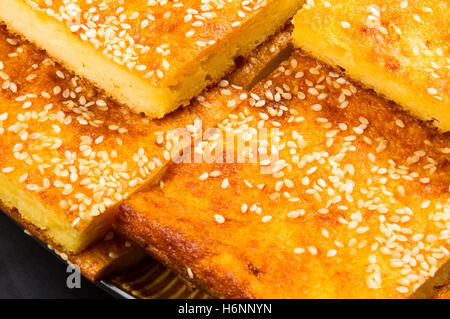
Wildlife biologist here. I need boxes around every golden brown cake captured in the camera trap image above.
[293,0,449,132]
[0,0,304,118]
[0,25,241,253]
[0,23,292,254]
[116,50,450,299]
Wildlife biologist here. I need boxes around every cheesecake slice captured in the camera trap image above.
[0,24,292,253]
[116,51,450,299]
[293,0,449,131]
[0,0,304,118]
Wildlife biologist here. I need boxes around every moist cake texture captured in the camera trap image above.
[116,51,450,299]
[0,0,304,118]
[293,0,449,131]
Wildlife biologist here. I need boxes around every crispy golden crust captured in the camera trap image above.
[69,235,144,282]
[293,0,449,131]
[0,199,144,282]
[0,24,246,252]
[227,24,293,90]
[0,0,303,117]
[116,50,450,299]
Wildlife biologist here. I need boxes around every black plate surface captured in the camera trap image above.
[0,212,113,299]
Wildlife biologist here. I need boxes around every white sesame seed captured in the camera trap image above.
[341,21,350,29]
[427,88,438,95]
[262,215,272,223]
[221,178,229,189]
[214,214,225,224]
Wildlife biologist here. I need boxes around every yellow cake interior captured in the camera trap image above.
[0,173,104,251]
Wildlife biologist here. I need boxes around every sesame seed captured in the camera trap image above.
[221,178,229,189]
[341,21,350,29]
[427,88,438,95]
[262,215,272,223]
[187,267,194,279]
[214,214,225,224]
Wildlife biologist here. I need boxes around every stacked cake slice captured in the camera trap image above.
[0,0,304,118]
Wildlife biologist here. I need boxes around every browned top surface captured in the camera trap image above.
[0,24,244,233]
[294,0,449,106]
[23,0,298,86]
[117,50,450,299]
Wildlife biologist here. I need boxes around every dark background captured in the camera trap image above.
[0,212,112,299]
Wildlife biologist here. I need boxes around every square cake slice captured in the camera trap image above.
[293,0,449,131]
[0,0,304,118]
[0,24,290,253]
[0,25,242,253]
[116,51,450,299]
